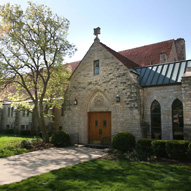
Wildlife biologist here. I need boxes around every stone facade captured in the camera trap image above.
[63,40,142,144]
[175,38,186,61]
[168,41,179,62]
[182,67,191,141]
[0,35,190,143]
[0,102,55,133]
[142,85,182,140]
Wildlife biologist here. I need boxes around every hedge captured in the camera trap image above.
[136,138,153,154]
[151,140,167,158]
[5,129,14,134]
[51,131,70,147]
[166,140,190,160]
[20,130,31,136]
[111,132,135,152]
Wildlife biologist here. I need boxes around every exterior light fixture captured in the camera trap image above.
[116,94,120,103]
[74,98,78,105]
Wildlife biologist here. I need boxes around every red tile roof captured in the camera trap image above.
[68,39,175,71]
[66,61,80,72]
[119,40,174,67]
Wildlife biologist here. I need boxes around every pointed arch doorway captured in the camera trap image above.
[88,112,111,144]
[87,91,111,144]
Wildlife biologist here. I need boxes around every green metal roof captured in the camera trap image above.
[136,60,191,87]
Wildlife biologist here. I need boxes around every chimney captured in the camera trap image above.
[175,38,186,61]
[160,52,167,64]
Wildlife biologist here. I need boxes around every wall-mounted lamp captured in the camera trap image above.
[74,98,78,105]
[116,94,120,103]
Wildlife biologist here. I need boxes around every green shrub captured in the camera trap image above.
[20,140,31,148]
[151,140,167,158]
[136,138,153,154]
[188,142,191,159]
[5,129,14,134]
[188,142,191,150]
[20,130,31,136]
[166,140,189,160]
[51,131,70,147]
[111,132,135,152]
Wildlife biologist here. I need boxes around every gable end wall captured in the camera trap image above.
[63,42,142,144]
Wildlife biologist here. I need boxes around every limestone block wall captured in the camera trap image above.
[175,38,186,61]
[0,104,32,131]
[143,85,182,140]
[168,42,178,62]
[18,111,32,130]
[182,73,191,140]
[63,41,142,144]
[1,104,16,130]
[51,107,64,132]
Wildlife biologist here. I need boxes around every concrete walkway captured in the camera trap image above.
[0,146,104,185]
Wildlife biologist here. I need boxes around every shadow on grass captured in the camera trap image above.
[0,160,191,191]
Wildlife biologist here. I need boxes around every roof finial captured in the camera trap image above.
[94,27,100,42]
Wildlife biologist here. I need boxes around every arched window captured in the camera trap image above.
[172,99,184,140]
[151,100,161,139]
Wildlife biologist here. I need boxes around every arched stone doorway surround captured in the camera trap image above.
[87,90,112,144]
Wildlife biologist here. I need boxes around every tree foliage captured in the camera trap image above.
[0,1,75,142]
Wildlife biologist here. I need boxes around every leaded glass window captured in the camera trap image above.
[94,60,99,75]
[151,100,161,139]
[172,99,184,140]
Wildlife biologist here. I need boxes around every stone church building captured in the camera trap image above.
[1,28,191,144]
[62,29,191,144]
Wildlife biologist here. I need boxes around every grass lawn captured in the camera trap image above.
[0,134,33,158]
[0,160,191,191]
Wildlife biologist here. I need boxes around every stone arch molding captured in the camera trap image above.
[87,91,111,112]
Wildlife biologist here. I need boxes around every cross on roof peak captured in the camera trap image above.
[94,27,101,41]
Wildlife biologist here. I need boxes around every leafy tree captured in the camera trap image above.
[0,2,75,142]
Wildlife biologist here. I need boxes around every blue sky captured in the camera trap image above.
[1,0,191,64]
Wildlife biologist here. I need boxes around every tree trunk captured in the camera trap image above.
[31,106,39,135]
[14,109,20,134]
[39,102,49,143]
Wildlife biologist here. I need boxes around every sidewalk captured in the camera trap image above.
[0,146,104,185]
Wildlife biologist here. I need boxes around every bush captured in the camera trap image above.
[188,142,191,159]
[20,140,31,148]
[20,130,31,136]
[0,145,28,158]
[151,140,167,158]
[166,140,189,160]
[51,131,70,147]
[5,129,14,134]
[136,138,153,154]
[111,132,135,152]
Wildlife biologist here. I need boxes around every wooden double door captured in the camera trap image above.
[88,112,111,144]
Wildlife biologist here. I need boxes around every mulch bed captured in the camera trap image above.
[20,142,54,151]
[99,149,191,166]
[151,157,191,166]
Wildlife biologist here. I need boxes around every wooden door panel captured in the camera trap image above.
[88,112,111,144]
[101,113,111,144]
[88,112,100,144]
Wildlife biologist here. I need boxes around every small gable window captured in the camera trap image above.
[94,60,99,75]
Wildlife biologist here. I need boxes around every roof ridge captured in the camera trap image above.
[118,39,174,53]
